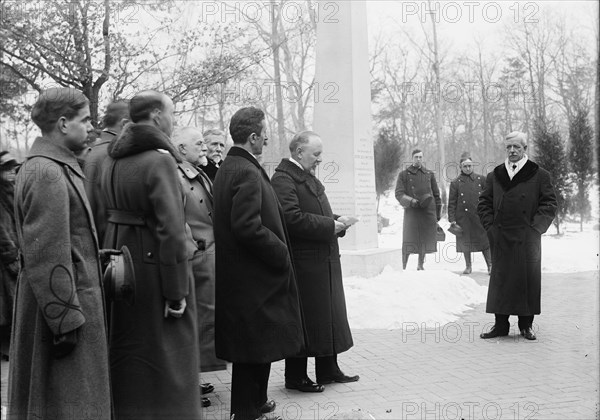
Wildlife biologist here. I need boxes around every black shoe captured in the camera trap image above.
[462,266,472,274]
[417,265,424,271]
[202,397,211,408]
[520,327,536,340]
[259,400,276,414]
[201,383,214,395]
[317,372,359,384]
[285,377,325,392]
[480,326,509,339]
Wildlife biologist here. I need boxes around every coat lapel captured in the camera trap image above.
[494,160,539,191]
[26,138,100,250]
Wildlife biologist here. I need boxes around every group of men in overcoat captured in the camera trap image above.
[396,132,557,341]
[6,89,359,420]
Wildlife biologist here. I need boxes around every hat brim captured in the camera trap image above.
[103,245,136,306]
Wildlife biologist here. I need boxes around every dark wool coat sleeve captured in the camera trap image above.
[230,164,290,271]
[270,173,335,241]
[477,172,495,231]
[448,179,458,223]
[531,169,558,234]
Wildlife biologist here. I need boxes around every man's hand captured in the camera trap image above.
[53,328,79,359]
[99,248,122,266]
[410,198,420,208]
[164,297,186,319]
[334,220,347,234]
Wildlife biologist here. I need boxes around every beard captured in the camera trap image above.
[198,156,208,166]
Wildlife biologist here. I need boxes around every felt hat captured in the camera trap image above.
[103,245,136,306]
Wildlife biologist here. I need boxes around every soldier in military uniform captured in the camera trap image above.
[395,149,442,270]
[448,152,491,274]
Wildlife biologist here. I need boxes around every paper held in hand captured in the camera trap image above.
[339,216,360,227]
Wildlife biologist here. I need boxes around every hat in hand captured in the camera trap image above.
[418,193,433,209]
[448,222,463,236]
[103,245,136,306]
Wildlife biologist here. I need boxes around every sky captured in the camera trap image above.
[365,0,598,54]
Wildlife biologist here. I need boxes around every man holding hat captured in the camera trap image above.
[448,152,491,274]
[395,149,442,270]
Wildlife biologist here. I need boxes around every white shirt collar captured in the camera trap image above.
[505,154,528,180]
[288,157,305,171]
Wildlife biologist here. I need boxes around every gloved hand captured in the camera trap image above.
[53,329,79,359]
[99,248,122,266]
[410,198,420,208]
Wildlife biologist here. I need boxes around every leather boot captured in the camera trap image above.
[463,252,472,274]
[417,253,425,270]
[482,248,492,275]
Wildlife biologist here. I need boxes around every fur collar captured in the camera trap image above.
[494,160,539,191]
[274,158,325,197]
[108,123,181,162]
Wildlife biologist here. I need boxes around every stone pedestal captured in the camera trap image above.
[313,0,402,276]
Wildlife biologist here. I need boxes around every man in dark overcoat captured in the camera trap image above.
[448,153,491,274]
[395,149,442,270]
[213,107,305,420]
[478,131,557,341]
[83,100,129,245]
[101,91,201,419]
[271,131,358,393]
[8,88,111,419]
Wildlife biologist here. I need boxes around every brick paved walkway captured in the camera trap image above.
[2,270,598,419]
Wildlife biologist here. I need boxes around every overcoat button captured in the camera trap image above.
[147,252,153,258]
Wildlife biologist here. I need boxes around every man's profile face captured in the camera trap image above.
[205,134,225,163]
[64,105,93,152]
[181,131,205,166]
[251,120,268,156]
[505,140,526,163]
[298,136,323,174]
[412,152,423,167]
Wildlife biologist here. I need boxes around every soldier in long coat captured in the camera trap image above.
[448,153,491,274]
[101,91,201,419]
[478,131,557,341]
[271,131,358,393]
[213,107,304,420]
[8,88,111,419]
[395,149,442,270]
[83,100,129,245]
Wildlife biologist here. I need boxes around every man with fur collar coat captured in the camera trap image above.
[478,131,557,341]
[100,91,201,419]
